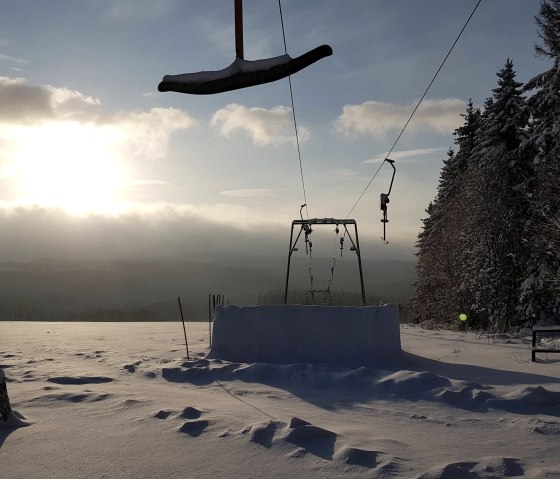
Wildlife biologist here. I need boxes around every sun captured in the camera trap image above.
[10,121,127,214]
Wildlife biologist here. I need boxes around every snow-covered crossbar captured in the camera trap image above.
[208,304,401,367]
[158,45,332,95]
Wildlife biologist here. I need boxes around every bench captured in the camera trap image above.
[532,325,560,362]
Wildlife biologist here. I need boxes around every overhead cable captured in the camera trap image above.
[279,0,310,220]
[346,0,483,218]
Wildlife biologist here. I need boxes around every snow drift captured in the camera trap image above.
[2,322,560,479]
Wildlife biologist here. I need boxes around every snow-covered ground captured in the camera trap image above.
[1,320,559,478]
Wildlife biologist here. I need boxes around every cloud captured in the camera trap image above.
[0,53,27,64]
[211,103,309,146]
[0,77,54,123]
[0,77,196,213]
[219,188,278,198]
[364,147,447,164]
[0,203,288,262]
[336,98,466,137]
[327,168,361,178]
[0,76,195,164]
[104,0,174,19]
[0,77,101,124]
[124,180,172,188]
[110,107,195,161]
[46,85,100,108]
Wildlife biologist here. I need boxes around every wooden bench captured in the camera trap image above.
[532,325,560,362]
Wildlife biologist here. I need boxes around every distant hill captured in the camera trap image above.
[0,257,416,321]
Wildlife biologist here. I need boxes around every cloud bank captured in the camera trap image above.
[211,103,309,146]
[336,98,466,137]
[0,76,194,161]
[219,189,278,198]
[0,76,195,211]
[0,204,288,262]
[0,202,412,264]
[0,53,27,64]
[364,147,447,164]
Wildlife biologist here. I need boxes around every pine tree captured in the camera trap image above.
[414,154,458,327]
[518,0,560,324]
[414,102,481,327]
[414,199,445,325]
[414,5,560,330]
[464,59,529,331]
[415,62,529,331]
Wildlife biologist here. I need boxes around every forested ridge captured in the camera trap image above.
[414,1,560,330]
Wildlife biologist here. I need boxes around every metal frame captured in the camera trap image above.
[284,218,366,305]
[532,325,560,362]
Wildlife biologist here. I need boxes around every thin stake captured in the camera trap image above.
[213,294,216,328]
[177,297,190,360]
[208,294,213,348]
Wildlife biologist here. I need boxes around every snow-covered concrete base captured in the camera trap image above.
[208,304,401,367]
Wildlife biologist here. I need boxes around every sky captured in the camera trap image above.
[0,0,550,264]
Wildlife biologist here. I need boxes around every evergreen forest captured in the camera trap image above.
[414,0,560,331]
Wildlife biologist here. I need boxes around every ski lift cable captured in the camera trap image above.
[279,0,309,220]
[345,0,483,219]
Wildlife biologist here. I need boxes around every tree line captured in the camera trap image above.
[414,1,560,331]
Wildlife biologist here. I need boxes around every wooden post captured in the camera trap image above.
[177,297,190,360]
[234,0,244,59]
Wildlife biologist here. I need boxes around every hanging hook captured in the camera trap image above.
[299,203,306,222]
[379,159,396,244]
[300,204,313,255]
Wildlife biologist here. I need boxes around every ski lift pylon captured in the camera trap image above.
[284,218,366,306]
[158,0,333,95]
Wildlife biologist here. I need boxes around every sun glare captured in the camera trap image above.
[11,122,127,214]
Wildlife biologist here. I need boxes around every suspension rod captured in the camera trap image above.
[234,0,244,59]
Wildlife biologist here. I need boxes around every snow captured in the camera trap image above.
[208,304,401,366]
[1,321,559,478]
[162,55,292,84]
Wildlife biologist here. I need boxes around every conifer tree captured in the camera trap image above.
[415,61,529,331]
[414,103,481,327]
[519,0,560,324]
[460,60,529,331]
[414,199,446,325]
[414,3,560,329]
